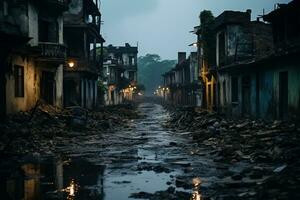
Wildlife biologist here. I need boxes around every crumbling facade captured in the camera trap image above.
[215,10,274,117]
[163,52,201,106]
[164,0,300,121]
[63,0,105,109]
[103,43,138,105]
[0,0,69,120]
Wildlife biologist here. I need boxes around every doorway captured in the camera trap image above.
[242,76,251,116]
[279,71,288,119]
[41,71,55,105]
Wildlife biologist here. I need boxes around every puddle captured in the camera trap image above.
[104,170,177,200]
[0,103,217,200]
[0,156,105,200]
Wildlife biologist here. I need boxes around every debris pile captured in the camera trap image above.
[0,102,140,155]
[166,106,300,199]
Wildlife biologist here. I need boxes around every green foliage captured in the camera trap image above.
[199,10,216,66]
[138,54,176,95]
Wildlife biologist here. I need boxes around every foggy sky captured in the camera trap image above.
[101,0,291,60]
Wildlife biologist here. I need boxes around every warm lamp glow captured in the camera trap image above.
[68,61,75,68]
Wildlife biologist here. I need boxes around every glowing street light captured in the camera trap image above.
[68,61,75,68]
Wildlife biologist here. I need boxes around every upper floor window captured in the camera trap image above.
[39,19,59,43]
[3,1,8,16]
[218,32,226,66]
[129,56,135,65]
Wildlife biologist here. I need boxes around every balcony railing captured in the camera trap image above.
[37,42,67,60]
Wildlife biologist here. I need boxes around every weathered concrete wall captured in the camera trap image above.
[218,58,300,120]
[6,56,40,114]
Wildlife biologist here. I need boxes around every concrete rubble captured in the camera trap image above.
[165,106,300,199]
[0,102,140,155]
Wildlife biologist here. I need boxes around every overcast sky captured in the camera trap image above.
[101,0,291,60]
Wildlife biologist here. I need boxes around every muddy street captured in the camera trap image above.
[1,103,219,200]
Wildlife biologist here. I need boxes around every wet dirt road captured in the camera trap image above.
[1,103,222,199]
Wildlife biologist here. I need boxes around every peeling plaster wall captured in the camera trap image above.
[218,58,300,120]
[6,56,40,114]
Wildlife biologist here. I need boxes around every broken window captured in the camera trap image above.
[3,1,8,16]
[129,56,135,65]
[129,71,135,81]
[39,19,58,43]
[231,77,238,102]
[218,32,226,66]
[14,65,24,97]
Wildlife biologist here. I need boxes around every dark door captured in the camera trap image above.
[64,80,78,107]
[83,80,86,108]
[111,90,115,104]
[255,73,260,117]
[41,71,55,105]
[213,83,217,111]
[242,76,251,116]
[0,62,6,121]
[279,71,288,118]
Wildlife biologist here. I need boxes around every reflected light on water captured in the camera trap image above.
[191,177,202,200]
[64,180,79,200]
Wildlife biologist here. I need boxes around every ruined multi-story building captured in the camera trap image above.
[162,52,200,106]
[63,0,105,109]
[215,10,274,117]
[103,43,138,104]
[216,0,300,120]
[0,0,69,120]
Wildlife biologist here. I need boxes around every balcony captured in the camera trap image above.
[34,42,67,62]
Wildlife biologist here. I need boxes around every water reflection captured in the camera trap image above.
[65,180,79,200]
[0,156,105,200]
[191,177,202,200]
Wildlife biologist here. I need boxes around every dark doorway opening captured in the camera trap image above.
[111,90,115,104]
[279,71,288,119]
[0,59,6,121]
[64,80,78,107]
[256,73,260,117]
[41,71,55,105]
[83,80,86,107]
[242,76,251,116]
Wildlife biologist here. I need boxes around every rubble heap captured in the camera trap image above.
[0,102,140,155]
[166,107,300,199]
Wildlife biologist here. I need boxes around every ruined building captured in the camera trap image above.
[163,52,200,106]
[0,0,69,120]
[102,43,138,105]
[214,10,274,117]
[216,0,300,120]
[63,0,105,109]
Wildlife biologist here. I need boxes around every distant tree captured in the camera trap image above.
[138,54,176,95]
